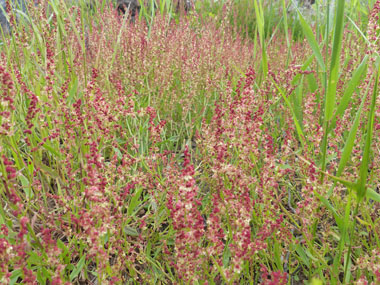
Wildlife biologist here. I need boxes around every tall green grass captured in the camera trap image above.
[284,0,380,282]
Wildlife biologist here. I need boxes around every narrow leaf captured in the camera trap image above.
[329,55,368,132]
[366,188,380,203]
[325,0,345,121]
[10,269,22,285]
[128,187,143,216]
[357,70,379,201]
[123,226,139,237]
[19,175,33,199]
[336,85,367,177]
[272,80,306,148]
[315,191,343,231]
[297,10,326,71]
[70,255,86,281]
[295,244,310,268]
[254,0,268,78]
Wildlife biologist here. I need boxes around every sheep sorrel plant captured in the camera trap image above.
[0,0,255,283]
[1,0,380,283]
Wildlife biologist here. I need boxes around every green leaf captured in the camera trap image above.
[36,267,49,284]
[253,0,268,78]
[113,147,123,160]
[329,55,368,133]
[366,188,380,203]
[48,0,67,38]
[335,85,367,178]
[28,251,43,265]
[68,77,79,104]
[273,238,283,271]
[9,269,22,285]
[297,10,325,71]
[26,223,43,250]
[271,79,306,148]
[123,226,139,237]
[19,175,33,199]
[127,187,143,216]
[325,0,345,121]
[346,16,371,46]
[332,193,352,281]
[307,72,318,93]
[33,160,60,181]
[282,0,291,62]
[311,278,323,285]
[295,244,310,268]
[41,141,62,159]
[315,191,343,232]
[223,245,231,267]
[343,252,352,283]
[357,70,378,201]
[70,254,86,282]
[57,239,70,263]
[292,81,304,131]
[326,173,357,190]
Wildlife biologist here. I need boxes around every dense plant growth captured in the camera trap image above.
[0,0,380,284]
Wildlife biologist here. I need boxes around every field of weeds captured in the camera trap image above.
[1,0,380,283]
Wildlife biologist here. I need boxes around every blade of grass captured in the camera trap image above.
[325,0,345,121]
[296,5,326,72]
[328,55,368,133]
[271,79,306,149]
[331,191,352,284]
[292,78,304,132]
[366,187,380,203]
[314,191,343,231]
[327,65,373,197]
[59,0,88,85]
[320,0,331,123]
[357,69,379,201]
[335,77,368,177]
[281,0,292,66]
[70,254,87,281]
[321,0,345,177]
[346,16,371,46]
[253,0,268,79]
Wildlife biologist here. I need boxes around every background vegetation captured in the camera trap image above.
[1,0,380,283]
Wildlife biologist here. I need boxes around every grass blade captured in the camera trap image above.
[70,254,87,281]
[254,0,268,78]
[366,187,380,203]
[281,0,292,65]
[329,55,368,133]
[314,191,343,231]
[271,79,305,148]
[331,192,352,283]
[357,70,379,201]
[296,7,326,71]
[335,81,368,177]
[321,0,345,176]
[325,0,345,121]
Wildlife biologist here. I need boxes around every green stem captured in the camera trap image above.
[320,0,331,181]
[344,202,359,282]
